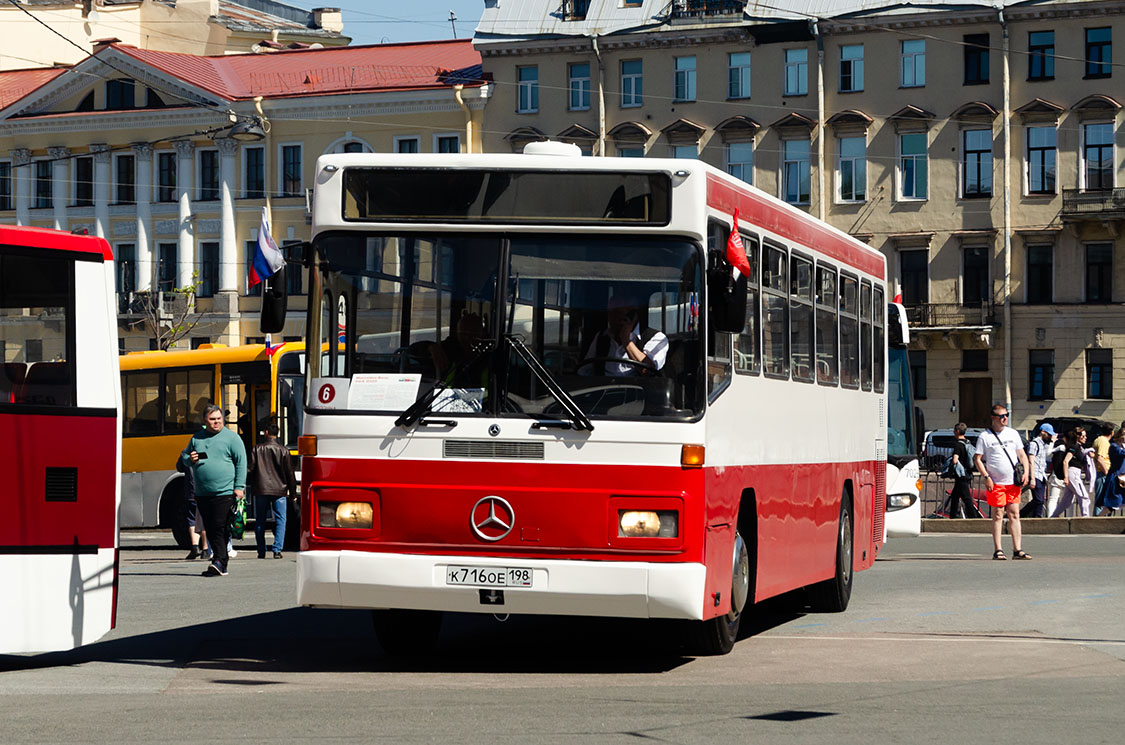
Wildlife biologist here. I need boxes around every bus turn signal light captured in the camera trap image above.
[297,435,317,457]
[681,444,704,468]
[318,501,374,529]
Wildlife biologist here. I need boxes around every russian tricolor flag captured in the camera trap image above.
[249,207,285,287]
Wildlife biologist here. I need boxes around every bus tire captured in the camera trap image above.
[690,528,750,656]
[371,609,443,656]
[807,496,853,613]
[158,479,192,549]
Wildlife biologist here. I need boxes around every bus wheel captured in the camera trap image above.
[691,529,750,655]
[371,609,443,656]
[807,498,853,613]
[159,480,192,549]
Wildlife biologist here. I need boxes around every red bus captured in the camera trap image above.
[280,144,888,655]
[0,225,120,654]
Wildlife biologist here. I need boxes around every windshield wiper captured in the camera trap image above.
[394,339,494,429]
[504,334,594,432]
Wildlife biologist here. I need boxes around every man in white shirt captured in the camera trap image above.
[582,295,668,377]
[974,404,1032,560]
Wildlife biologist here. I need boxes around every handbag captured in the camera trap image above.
[229,496,247,540]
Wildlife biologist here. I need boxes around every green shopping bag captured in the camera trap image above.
[229,496,247,540]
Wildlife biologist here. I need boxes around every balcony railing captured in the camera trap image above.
[904,302,995,328]
[1061,188,1125,219]
[669,0,745,19]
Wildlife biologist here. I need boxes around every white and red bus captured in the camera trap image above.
[0,225,121,654]
[282,144,891,655]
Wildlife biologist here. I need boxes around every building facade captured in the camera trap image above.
[474,0,1124,433]
[0,39,489,350]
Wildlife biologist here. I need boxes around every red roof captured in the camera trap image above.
[0,67,67,109]
[111,40,483,101]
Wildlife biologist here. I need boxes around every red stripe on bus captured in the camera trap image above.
[706,174,885,279]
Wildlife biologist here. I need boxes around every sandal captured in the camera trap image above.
[993,550,1007,560]
[1013,550,1033,560]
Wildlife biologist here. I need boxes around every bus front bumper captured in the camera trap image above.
[297,550,707,620]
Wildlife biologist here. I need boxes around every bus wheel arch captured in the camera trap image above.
[689,488,757,656]
[157,475,192,549]
[806,485,854,613]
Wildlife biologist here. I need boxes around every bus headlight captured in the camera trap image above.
[318,501,374,529]
[619,510,678,538]
[887,493,917,511]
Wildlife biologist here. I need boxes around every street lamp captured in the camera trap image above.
[227,117,267,142]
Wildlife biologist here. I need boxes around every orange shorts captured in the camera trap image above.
[987,483,1022,508]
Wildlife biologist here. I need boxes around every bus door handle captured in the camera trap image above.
[418,418,458,428]
[531,420,575,430]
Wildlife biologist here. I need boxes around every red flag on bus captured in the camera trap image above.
[726,209,751,280]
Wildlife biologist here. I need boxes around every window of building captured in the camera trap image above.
[115,243,135,301]
[156,152,176,203]
[734,231,760,375]
[243,146,264,199]
[105,79,135,110]
[963,246,989,304]
[1029,349,1054,400]
[1026,244,1053,304]
[674,56,696,101]
[1028,30,1055,80]
[899,249,929,305]
[840,44,864,92]
[198,241,219,298]
[281,144,302,196]
[157,242,176,293]
[517,66,539,113]
[435,134,461,154]
[839,274,859,388]
[115,154,135,204]
[763,244,789,379]
[1087,349,1113,399]
[962,349,988,372]
[569,62,591,111]
[395,136,420,153]
[618,146,644,158]
[964,33,990,84]
[198,149,218,201]
[342,142,365,154]
[1086,242,1112,302]
[783,139,810,205]
[72,155,93,207]
[790,255,814,382]
[671,144,697,159]
[899,133,928,200]
[784,48,808,95]
[1083,122,1113,190]
[284,239,304,296]
[909,350,927,399]
[621,59,643,107]
[0,161,11,211]
[33,160,51,209]
[1085,27,1112,78]
[1026,126,1056,195]
[728,52,750,99]
[901,39,925,87]
[963,129,993,198]
[726,141,753,183]
[837,136,866,202]
[815,265,838,385]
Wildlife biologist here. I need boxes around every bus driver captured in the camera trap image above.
[582,294,668,377]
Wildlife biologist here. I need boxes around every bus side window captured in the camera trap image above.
[860,280,873,391]
[762,244,789,379]
[735,234,760,375]
[873,285,886,393]
[1,252,75,408]
[839,274,859,388]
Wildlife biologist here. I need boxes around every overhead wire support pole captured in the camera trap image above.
[450,10,458,39]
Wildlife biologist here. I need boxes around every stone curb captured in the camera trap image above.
[922,517,1125,534]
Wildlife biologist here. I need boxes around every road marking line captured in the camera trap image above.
[769,633,1125,647]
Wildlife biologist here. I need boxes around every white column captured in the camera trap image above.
[216,136,239,293]
[91,144,111,240]
[48,146,69,231]
[134,143,153,293]
[10,148,30,226]
[174,140,195,290]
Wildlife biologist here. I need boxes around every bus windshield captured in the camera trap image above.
[886,344,916,463]
[310,233,705,421]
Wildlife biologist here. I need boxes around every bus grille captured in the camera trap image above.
[45,467,78,502]
[443,440,545,460]
[873,463,886,541]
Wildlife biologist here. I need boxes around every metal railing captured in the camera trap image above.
[1061,187,1125,217]
[904,301,995,328]
[920,467,1101,519]
[668,0,745,19]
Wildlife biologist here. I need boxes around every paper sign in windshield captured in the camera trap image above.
[347,373,420,411]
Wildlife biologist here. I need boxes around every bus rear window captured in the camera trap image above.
[0,251,74,407]
[342,168,671,226]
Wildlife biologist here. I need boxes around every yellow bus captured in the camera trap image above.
[119,342,304,546]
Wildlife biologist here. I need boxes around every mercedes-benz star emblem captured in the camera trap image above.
[471,496,515,542]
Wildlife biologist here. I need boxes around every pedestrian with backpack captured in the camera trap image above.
[1020,423,1055,518]
[942,423,978,518]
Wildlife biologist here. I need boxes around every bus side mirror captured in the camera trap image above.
[260,266,288,334]
[888,302,909,346]
[707,254,748,334]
